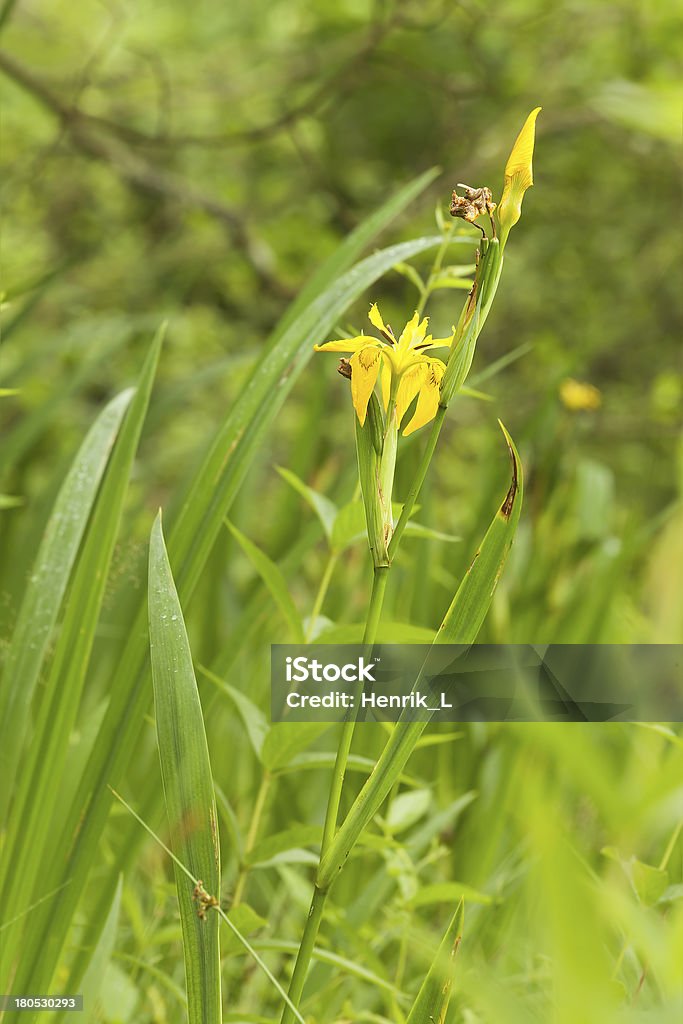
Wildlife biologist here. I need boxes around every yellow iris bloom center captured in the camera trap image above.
[314,304,454,435]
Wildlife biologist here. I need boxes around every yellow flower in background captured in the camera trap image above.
[559,378,602,411]
[497,107,541,240]
[314,303,454,435]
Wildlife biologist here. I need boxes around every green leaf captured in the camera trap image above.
[247,826,323,867]
[435,421,523,643]
[331,500,368,550]
[315,621,437,644]
[630,858,669,906]
[199,665,268,762]
[148,514,222,1024]
[394,260,425,294]
[214,784,245,864]
[226,520,304,641]
[403,521,461,543]
[405,899,464,1024]
[431,273,475,290]
[331,500,454,551]
[243,941,402,999]
[602,845,670,906]
[275,467,338,540]
[221,904,267,956]
[458,385,493,402]
[385,789,432,834]
[97,961,139,1021]
[411,882,492,907]
[0,333,162,996]
[261,722,331,772]
[0,386,133,818]
[276,168,439,337]
[76,875,123,1024]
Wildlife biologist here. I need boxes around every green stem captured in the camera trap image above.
[279,566,389,1024]
[416,226,453,317]
[232,772,271,908]
[304,551,338,642]
[389,405,447,559]
[278,883,326,1024]
[320,565,389,857]
[362,564,390,645]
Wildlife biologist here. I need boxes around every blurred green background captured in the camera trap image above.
[2,5,683,1023]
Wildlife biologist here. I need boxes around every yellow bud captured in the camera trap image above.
[497,107,541,241]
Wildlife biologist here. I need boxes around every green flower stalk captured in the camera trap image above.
[355,391,395,567]
[280,109,541,1024]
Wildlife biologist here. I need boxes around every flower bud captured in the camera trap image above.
[497,107,541,243]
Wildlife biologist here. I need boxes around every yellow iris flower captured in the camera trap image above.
[314,303,454,435]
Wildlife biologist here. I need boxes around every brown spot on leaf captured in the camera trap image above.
[500,434,519,519]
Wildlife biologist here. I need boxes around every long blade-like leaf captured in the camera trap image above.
[0,386,133,820]
[2,331,162,1000]
[405,899,464,1024]
[149,514,221,1024]
[226,521,304,642]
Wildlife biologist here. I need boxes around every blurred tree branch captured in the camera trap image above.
[74,12,398,152]
[0,48,292,298]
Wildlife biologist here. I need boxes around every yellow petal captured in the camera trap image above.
[498,107,541,238]
[403,359,446,436]
[397,312,429,351]
[314,335,371,353]
[420,328,456,350]
[349,346,382,425]
[368,303,392,338]
[395,364,426,422]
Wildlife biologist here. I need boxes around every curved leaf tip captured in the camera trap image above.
[497,420,521,519]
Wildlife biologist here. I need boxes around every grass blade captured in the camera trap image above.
[405,899,464,1024]
[0,387,133,820]
[275,466,338,541]
[435,421,523,643]
[226,520,304,641]
[1,330,162,999]
[110,790,306,1024]
[70,876,123,1024]
[149,513,222,1024]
